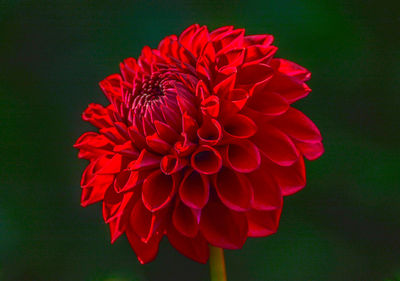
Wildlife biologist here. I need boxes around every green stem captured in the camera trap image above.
[209,246,227,281]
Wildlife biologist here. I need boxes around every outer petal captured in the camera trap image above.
[247,167,282,211]
[172,199,199,237]
[200,201,248,249]
[252,124,299,166]
[213,167,252,211]
[246,208,282,237]
[167,223,209,264]
[126,226,163,264]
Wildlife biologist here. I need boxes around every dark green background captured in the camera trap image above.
[1,0,399,280]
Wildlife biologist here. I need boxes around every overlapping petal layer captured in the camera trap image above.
[75,24,323,264]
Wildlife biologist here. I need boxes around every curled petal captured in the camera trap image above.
[142,170,177,211]
[224,140,261,173]
[244,45,277,65]
[179,169,210,209]
[167,223,209,264]
[113,141,139,158]
[246,208,282,237]
[160,154,187,175]
[252,124,299,166]
[191,145,222,175]
[243,34,274,46]
[197,117,222,146]
[82,103,113,128]
[266,73,311,103]
[172,199,199,237]
[201,95,220,118]
[223,114,257,139]
[102,186,133,223]
[199,201,248,249]
[213,167,253,211]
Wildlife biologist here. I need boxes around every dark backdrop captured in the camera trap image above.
[1,0,399,280]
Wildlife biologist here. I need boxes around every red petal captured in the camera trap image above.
[246,89,289,116]
[244,45,277,65]
[129,149,161,170]
[167,223,209,263]
[243,34,274,46]
[247,168,282,210]
[130,199,168,242]
[266,73,311,103]
[160,154,187,175]
[197,117,222,146]
[97,153,125,174]
[201,95,220,118]
[146,133,172,154]
[252,124,299,166]
[266,156,306,196]
[126,226,163,264]
[236,64,273,86]
[179,169,209,209]
[82,103,113,128]
[102,186,131,223]
[270,58,311,81]
[81,183,111,207]
[154,120,180,144]
[270,108,322,143]
[113,141,139,158]
[191,145,222,175]
[199,201,248,249]
[142,170,177,211]
[223,114,257,139]
[172,199,199,237]
[296,141,324,161]
[246,208,282,237]
[224,140,261,173]
[114,169,145,193]
[213,167,252,211]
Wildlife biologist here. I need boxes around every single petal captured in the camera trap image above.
[224,140,261,173]
[246,208,282,237]
[179,169,209,209]
[246,89,289,116]
[213,167,252,211]
[126,225,163,264]
[160,154,187,175]
[236,63,273,86]
[270,58,311,81]
[296,141,324,161]
[167,223,209,263]
[247,168,282,210]
[129,149,161,170]
[197,117,222,146]
[142,170,177,211]
[223,114,257,139]
[199,201,248,249]
[146,133,172,154]
[114,169,145,193]
[191,145,222,175]
[201,95,220,118]
[252,124,299,166]
[172,199,199,237]
[154,120,180,144]
[266,73,311,103]
[265,156,306,196]
[270,108,322,143]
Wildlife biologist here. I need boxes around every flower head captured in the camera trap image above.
[74,24,324,264]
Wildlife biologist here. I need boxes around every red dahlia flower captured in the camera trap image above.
[74,24,323,264]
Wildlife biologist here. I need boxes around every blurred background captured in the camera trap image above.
[0,0,399,280]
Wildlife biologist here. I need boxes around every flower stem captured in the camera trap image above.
[209,246,227,281]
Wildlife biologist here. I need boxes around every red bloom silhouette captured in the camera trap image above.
[74,24,323,264]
